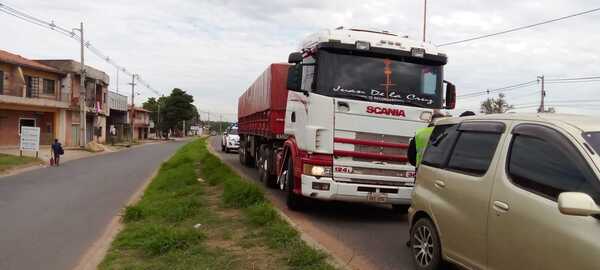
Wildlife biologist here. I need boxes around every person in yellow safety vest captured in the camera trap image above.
[408,112,446,167]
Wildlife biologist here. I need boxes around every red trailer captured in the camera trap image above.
[237,63,289,139]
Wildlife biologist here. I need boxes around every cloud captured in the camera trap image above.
[2,0,600,120]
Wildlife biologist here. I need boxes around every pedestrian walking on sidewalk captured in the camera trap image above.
[51,139,64,167]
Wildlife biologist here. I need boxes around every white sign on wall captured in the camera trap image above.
[20,126,40,152]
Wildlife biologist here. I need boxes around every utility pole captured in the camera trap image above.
[116,67,119,94]
[537,75,545,113]
[422,0,427,42]
[156,97,160,139]
[183,119,186,137]
[129,74,136,144]
[75,22,86,148]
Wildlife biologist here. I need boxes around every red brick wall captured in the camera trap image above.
[0,109,55,146]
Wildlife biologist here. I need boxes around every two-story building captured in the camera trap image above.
[129,106,150,140]
[107,91,128,142]
[37,60,109,145]
[0,50,70,147]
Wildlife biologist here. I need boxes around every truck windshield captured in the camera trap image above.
[316,50,443,108]
[583,132,600,153]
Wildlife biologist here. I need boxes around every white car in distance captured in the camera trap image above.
[221,126,240,153]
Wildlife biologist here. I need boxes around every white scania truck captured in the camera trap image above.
[237,27,456,212]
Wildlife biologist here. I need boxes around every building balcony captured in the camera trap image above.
[0,87,70,109]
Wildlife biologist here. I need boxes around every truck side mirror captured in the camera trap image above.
[288,52,303,64]
[287,64,303,92]
[444,81,456,110]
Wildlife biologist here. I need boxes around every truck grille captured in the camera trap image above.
[338,178,413,187]
[350,132,411,165]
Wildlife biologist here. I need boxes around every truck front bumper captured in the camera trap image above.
[300,174,412,205]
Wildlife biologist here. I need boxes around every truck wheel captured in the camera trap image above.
[392,204,410,214]
[259,146,277,188]
[258,145,267,183]
[238,140,253,166]
[410,218,442,270]
[285,157,305,211]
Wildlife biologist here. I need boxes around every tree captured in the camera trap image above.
[143,96,168,135]
[480,93,513,114]
[161,88,196,136]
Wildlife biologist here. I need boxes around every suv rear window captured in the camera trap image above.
[422,124,458,168]
[447,132,501,175]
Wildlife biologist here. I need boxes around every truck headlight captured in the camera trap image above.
[303,164,332,177]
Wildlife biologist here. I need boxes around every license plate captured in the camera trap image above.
[367,192,387,203]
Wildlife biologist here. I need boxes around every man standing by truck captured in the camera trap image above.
[408,112,444,167]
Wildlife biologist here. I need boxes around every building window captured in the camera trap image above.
[25,76,39,98]
[43,79,56,95]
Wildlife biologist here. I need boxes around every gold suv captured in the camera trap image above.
[408,113,600,270]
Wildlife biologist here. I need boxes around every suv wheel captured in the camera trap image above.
[410,218,442,270]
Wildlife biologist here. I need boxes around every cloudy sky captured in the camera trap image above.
[2,0,599,121]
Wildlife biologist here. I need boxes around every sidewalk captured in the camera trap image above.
[0,139,167,176]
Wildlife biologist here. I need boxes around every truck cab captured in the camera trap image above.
[281,27,456,211]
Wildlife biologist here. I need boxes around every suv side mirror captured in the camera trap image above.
[558,192,600,216]
[287,64,303,92]
[444,81,456,109]
[288,52,303,64]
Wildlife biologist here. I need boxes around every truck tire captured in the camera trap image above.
[258,145,267,183]
[285,157,305,211]
[259,146,277,188]
[239,140,253,166]
[410,218,443,270]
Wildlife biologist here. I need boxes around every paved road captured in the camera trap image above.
[0,140,186,270]
[209,137,414,270]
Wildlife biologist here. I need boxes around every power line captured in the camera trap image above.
[458,80,537,98]
[437,7,600,47]
[546,76,600,82]
[0,2,161,96]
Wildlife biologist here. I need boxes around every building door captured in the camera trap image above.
[19,118,36,134]
[72,125,80,146]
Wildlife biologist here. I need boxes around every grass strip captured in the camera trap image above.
[0,153,40,172]
[100,138,335,270]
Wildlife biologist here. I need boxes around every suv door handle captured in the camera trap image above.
[493,201,510,212]
[434,180,446,189]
